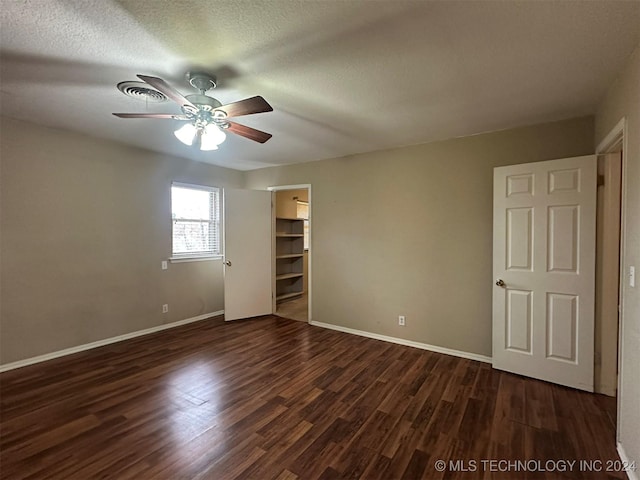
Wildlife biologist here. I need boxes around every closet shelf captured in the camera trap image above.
[276,291,303,301]
[275,217,305,301]
[276,272,304,281]
[276,254,304,259]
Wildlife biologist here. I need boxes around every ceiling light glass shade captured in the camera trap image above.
[174,123,197,146]
[200,124,226,151]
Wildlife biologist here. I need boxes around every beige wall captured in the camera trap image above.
[0,114,599,366]
[595,45,640,470]
[246,116,594,357]
[0,117,243,364]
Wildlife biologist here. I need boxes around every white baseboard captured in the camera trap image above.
[617,442,639,480]
[0,310,224,373]
[309,320,492,364]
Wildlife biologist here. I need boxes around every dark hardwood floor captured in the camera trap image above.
[0,315,623,479]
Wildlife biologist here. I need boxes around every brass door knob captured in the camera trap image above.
[224,260,232,267]
[496,279,506,287]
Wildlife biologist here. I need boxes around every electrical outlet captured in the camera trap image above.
[630,266,636,287]
[398,315,405,326]
[161,261,168,270]
[162,304,169,313]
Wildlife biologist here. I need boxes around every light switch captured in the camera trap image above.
[630,266,635,287]
[162,260,168,270]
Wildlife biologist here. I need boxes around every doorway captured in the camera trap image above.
[595,151,622,398]
[270,185,311,322]
[492,155,598,391]
[595,118,627,442]
[491,151,624,396]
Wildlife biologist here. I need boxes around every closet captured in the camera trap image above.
[272,187,309,322]
[275,217,304,302]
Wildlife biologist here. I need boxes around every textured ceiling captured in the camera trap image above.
[1,0,639,171]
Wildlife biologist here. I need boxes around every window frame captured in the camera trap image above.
[170,181,222,262]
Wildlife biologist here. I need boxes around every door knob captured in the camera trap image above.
[224,260,232,267]
[496,279,505,287]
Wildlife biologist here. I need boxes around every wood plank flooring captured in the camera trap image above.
[0,315,623,479]
[276,294,308,322]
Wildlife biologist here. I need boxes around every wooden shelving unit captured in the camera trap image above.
[275,217,304,303]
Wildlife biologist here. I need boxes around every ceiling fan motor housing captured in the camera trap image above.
[186,94,222,111]
[187,72,217,92]
[184,94,228,129]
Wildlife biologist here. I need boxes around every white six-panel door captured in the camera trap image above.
[493,155,597,391]
[223,189,273,321]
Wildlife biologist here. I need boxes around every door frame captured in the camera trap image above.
[268,184,312,323]
[596,117,627,444]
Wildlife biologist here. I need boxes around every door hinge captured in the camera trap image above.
[597,174,605,186]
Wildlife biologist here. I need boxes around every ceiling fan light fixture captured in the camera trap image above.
[200,124,226,151]
[115,74,273,147]
[174,123,197,146]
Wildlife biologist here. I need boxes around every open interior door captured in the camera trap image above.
[223,189,272,321]
[493,155,596,391]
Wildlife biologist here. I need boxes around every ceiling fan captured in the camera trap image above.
[113,72,273,150]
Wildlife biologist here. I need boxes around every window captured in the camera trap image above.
[171,182,221,259]
[296,201,310,250]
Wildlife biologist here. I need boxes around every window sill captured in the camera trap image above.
[169,256,222,263]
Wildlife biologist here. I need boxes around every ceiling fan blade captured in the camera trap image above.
[226,121,272,143]
[137,74,198,110]
[218,96,273,118]
[113,113,189,119]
